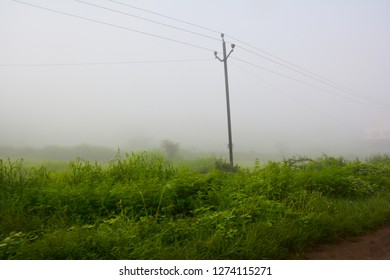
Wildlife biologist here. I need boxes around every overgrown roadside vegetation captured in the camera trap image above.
[1,153,390,259]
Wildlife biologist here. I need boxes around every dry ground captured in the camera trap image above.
[307,226,390,260]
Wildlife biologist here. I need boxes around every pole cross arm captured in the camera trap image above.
[214,51,224,62]
[225,45,235,60]
[214,46,235,61]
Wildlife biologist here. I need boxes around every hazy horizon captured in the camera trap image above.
[1,0,390,160]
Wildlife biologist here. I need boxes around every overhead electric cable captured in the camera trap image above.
[104,0,382,108]
[106,0,221,35]
[10,0,215,53]
[225,34,380,105]
[74,0,220,42]
[11,0,386,113]
[100,1,383,108]
[231,57,390,112]
[232,44,378,103]
[230,61,360,131]
[0,58,213,67]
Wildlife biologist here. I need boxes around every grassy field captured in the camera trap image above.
[1,152,390,259]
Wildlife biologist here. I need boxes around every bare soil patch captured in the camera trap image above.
[307,226,390,259]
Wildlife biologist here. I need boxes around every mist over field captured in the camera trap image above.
[1,0,390,161]
[3,2,390,266]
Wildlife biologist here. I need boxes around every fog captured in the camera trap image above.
[1,0,390,161]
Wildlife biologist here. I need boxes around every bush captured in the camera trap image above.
[2,153,390,259]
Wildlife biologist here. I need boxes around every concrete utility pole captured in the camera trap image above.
[215,33,235,166]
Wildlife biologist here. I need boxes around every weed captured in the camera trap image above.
[1,153,390,259]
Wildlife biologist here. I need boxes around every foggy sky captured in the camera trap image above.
[1,0,390,158]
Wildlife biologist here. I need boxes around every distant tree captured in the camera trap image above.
[160,139,180,159]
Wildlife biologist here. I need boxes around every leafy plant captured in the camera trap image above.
[1,153,390,259]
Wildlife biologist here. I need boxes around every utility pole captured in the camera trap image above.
[215,33,235,166]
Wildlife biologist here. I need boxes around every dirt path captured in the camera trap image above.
[307,226,390,260]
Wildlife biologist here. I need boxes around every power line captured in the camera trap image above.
[231,57,390,113]
[10,0,387,113]
[103,0,384,109]
[0,58,213,67]
[230,61,361,131]
[74,0,220,42]
[76,0,384,110]
[233,44,370,99]
[94,0,383,109]
[10,0,215,53]
[225,34,381,106]
[106,0,221,35]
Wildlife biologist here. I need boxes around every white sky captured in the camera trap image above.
[1,0,390,157]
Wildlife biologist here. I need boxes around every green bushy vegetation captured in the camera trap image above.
[1,153,390,259]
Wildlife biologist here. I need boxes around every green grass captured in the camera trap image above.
[1,153,390,259]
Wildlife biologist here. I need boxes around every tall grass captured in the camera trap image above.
[1,153,390,259]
